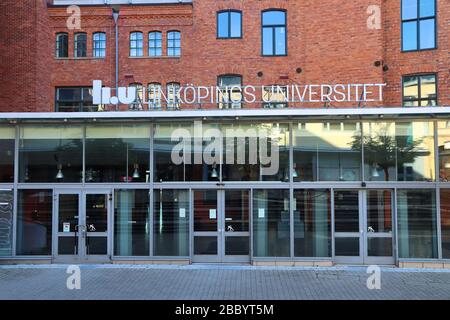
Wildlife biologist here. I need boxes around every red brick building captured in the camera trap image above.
[1,0,448,111]
[0,1,449,267]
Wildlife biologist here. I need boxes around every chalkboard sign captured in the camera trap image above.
[0,190,13,256]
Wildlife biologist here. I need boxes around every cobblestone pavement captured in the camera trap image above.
[0,264,449,300]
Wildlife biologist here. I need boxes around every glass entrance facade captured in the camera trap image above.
[0,118,449,265]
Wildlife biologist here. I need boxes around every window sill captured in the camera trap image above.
[128,56,181,59]
[55,57,106,60]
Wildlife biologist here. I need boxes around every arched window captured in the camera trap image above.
[55,32,68,58]
[166,82,181,110]
[217,75,242,109]
[93,32,106,57]
[148,83,162,109]
[149,31,162,57]
[217,10,242,38]
[129,83,144,110]
[74,32,87,58]
[262,10,287,56]
[130,32,143,57]
[167,31,181,57]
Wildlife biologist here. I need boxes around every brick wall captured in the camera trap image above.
[0,0,448,112]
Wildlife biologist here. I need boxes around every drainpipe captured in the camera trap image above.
[113,9,120,111]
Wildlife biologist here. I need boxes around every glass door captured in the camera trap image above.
[193,190,220,262]
[222,190,250,263]
[364,189,395,265]
[54,190,110,262]
[192,190,250,263]
[333,189,395,265]
[334,190,363,264]
[55,191,82,261]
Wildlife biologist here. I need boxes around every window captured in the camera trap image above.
[19,125,83,183]
[93,32,106,57]
[217,75,242,109]
[16,190,53,255]
[217,10,242,38]
[292,122,362,182]
[114,190,150,256]
[262,85,288,108]
[154,190,190,256]
[253,189,290,257]
[402,74,437,106]
[167,31,181,57]
[149,31,162,57]
[148,83,162,109]
[55,87,100,112]
[166,82,180,110]
[74,32,87,58]
[130,32,143,57]
[128,83,144,110]
[262,10,287,56]
[55,33,68,58]
[0,127,14,183]
[85,124,150,183]
[398,189,438,258]
[402,0,436,51]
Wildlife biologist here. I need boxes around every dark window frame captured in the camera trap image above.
[401,0,437,52]
[92,32,106,58]
[167,30,181,57]
[261,9,287,57]
[130,31,144,57]
[402,73,438,106]
[148,31,163,57]
[55,32,69,58]
[74,32,87,58]
[217,10,243,39]
[217,74,243,109]
[148,82,162,109]
[262,85,289,109]
[55,87,95,112]
[166,82,181,110]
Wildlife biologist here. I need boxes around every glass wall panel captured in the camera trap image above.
[396,122,434,181]
[253,189,290,257]
[222,123,289,182]
[85,124,150,183]
[154,190,189,256]
[16,190,52,255]
[114,189,150,256]
[362,122,397,181]
[19,125,83,183]
[293,190,331,257]
[0,127,14,183]
[0,189,13,256]
[438,121,450,182]
[154,122,222,182]
[441,189,450,259]
[293,122,361,181]
[397,189,437,259]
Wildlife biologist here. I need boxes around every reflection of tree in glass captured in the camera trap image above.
[350,126,424,181]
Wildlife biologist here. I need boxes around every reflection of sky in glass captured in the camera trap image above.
[420,0,435,17]
[230,12,241,37]
[402,22,417,50]
[420,19,435,49]
[402,0,417,20]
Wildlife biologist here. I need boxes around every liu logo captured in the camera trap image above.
[92,80,137,105]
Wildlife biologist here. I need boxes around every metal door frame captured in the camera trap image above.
[333,189,395,265]
[53,188,112,263]
[192,189,250,263]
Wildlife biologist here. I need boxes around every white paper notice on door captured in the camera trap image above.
[209,209,217,219]
[179,208,186,218]
[258,208,265,218]
[63,222,70,233]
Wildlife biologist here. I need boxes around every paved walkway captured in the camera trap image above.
[0,264,449,300]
